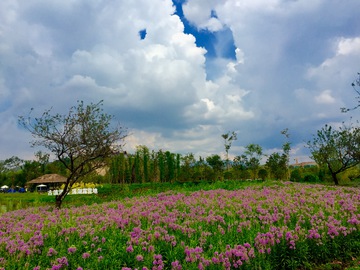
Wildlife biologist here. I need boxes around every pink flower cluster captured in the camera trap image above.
[0,183,359,269]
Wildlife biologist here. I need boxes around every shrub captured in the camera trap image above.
[258,168,268,180]
[290,169,302,182]
[303,174,319,183]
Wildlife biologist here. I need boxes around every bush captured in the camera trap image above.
[223,171,233,180]
[97,183,130,199]
[303,174,319,183]
[258,168,268,180]
[290,169,302,182]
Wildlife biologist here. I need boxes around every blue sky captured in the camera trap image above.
[173,0,236,61]
[0,0,360,162]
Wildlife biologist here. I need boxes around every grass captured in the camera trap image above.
[0,178,356,213]
[1,181,360,269]
[1,179,275,211]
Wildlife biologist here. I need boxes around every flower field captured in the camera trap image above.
[1,182,360,270]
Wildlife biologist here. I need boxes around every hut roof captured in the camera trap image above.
[27,174,67,185]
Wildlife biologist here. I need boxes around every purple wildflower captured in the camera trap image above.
[136,255,144,261]
[126,245,134,253]
[171,260,182,270]
[56,256,69,266]
[82,252,90,259]
[68,246,77,254]
[47,248,58,257]
[153,254,164,270]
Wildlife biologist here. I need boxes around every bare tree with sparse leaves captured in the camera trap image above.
[19,100,127,208]
[341,72,360,112]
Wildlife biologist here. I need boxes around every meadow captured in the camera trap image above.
[0,181,360,270]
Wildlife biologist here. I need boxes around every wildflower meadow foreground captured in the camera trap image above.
[1,182,360,269]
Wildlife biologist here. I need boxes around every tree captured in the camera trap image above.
[175,153,181,182]
[149,150,158,182]
[290,168,302,182]
[22,160,44,184]
[265,129,291,180]
[165,151,176,182]
[222,131,237,170]
[243,143,263,179]
[206,154,224,181]
[258,168,268,181]
[142,146,150,183]
[306,124,360,185]
[158,150,165,182]
[108,152,126,184]
[281,128,291,180]
[34,151,50,174]
[341,72,360,112]
[232,155,249,180]
[266,152,287,180]
[180,153,196,182]
[19,100,127,208]
[1,156,24,173]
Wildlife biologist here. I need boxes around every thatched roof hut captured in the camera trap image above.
[27,174,67,185]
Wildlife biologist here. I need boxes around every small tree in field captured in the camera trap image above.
[19,100,127,208]
[306,124,360,185]
[242,143,263,180]
[222,131,237,170]
[265,129,291,180]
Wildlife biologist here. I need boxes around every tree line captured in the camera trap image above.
[1,72,359,208]
[1,133,356,189]
[2,111,360,190]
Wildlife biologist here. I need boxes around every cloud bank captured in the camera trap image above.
[0,0,359,162]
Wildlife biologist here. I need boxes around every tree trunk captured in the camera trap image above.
[331,172,339,185]
[55,194,63,209]
[131,162,136,183]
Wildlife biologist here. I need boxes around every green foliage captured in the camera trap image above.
[222,131,237,170]
[223,170,233,180]
[265,129,291,181]
[165,151,175,182]
[97,183,130,199]
[108,153,126,184]
[242,144,263,180]
[307,123,360,185]
[206,154,224,181]
[266,152,287,180]
[0,156,24,172]
[206,154,224,172]
[290,169,302,182]
[178,153,195,182]
[234,168,251,180]
[258,168,268,180]
[143,147,150,182]
[158,150,165,182]
[303,174,320,183]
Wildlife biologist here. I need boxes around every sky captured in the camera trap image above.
[1,0,360,163]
